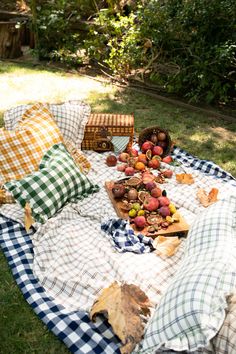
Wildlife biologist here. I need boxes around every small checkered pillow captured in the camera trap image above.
[4,143,99,224]
[3,100,90,148]
[0,103,63,183]
[141,195,236,353]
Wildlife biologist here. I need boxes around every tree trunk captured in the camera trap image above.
[0,21,22,59]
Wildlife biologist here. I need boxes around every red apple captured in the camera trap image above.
[145,181,156,191]
[159,206,171,217]
[119,152,130,162]
[128,148,139,157]
[106,154,117,167]
[152,146,163,156]
[162,155,172,164]
[148,159,160,169]
[133,216,146,229]
[151,187,162,198]
[112,184,126,198]
[141,141,154,153]
[125,166,135,176]
[116,164,127,172]
[162,169,173,178]
[143,197,159,211]
[158,196,170,207]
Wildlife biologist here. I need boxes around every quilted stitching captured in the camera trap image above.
[0,103,63,183]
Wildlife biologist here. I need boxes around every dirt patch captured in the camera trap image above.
[210,126,236,141]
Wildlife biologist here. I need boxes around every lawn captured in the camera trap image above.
[0,61,236,353]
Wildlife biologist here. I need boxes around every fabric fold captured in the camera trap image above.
[101,218,154,253]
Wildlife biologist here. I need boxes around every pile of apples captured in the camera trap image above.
[106,140,173,178]
[111,170,179,233]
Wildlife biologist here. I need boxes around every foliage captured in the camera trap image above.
[136,0,236,103]
[33,0,236,103]
[84,9,140,75]
[85,0,236,103]
[34,0,95,64]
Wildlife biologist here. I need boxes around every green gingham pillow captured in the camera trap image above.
[4,143,99,223]
[140,195,236,353]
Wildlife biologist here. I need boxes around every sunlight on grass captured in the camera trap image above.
[0,62,236,177]
[0,63,116,112]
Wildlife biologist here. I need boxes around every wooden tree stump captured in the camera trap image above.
[0,21,22,59]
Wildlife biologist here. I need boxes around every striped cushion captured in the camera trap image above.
[0,103,63,183]
[3,100,91,148]
[5,143,99,224]
[141,195,236,353]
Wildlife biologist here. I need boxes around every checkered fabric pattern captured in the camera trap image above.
[101,218,154,253]
[172,146,236,185]
[64,140,91,174]
[0,147,236,354]
[5,144,99,224]
[140,195,236,353]
[0,216,121,354]
[3,100,91,148]
[0,103,63,183]
[111,136,130,153]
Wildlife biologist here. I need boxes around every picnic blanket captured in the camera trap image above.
[0,146,236,353]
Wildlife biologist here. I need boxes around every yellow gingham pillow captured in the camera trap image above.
[0,103,63,183]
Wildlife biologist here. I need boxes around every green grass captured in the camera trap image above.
[0,61,236,353]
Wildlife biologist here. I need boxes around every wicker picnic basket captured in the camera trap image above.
[81,113,134,152]
[138,126,172,157]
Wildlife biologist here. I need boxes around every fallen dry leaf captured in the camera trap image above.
[90,281,151,354]
[197,187,219,207]
[153,236,182,258]
[176,173,194,184]
[24,202,35,232]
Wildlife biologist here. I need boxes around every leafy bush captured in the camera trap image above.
[35,0,95,64]
[84,8,140,76]
[138,0,236,103]
[34,0,236,103]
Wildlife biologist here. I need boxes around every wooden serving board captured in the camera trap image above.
[105,181,189,237]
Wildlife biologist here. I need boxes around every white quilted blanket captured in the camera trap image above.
[1,150,235,314]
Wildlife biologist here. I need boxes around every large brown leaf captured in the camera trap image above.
[90,281,151,354]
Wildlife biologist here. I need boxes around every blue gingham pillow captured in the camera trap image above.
[140,195,236,353]
[4,143,99,223]
[3,101,90,148]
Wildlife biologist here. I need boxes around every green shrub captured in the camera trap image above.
[34,0,236,103]
[135,0,236,103]
[35,0,95,64]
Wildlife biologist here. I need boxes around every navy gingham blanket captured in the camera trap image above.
[0,218,121,354]
[0,146,236,354]
[101,218,154,253]
[172,146,236,185]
